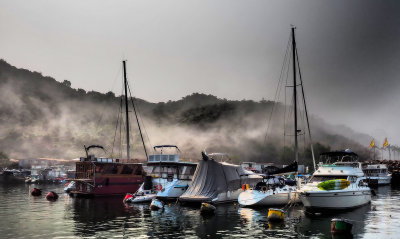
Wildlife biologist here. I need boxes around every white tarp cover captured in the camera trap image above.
[179,155,261,203]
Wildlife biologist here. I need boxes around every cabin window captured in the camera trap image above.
[101,164,119,174]
[135,166,143,175]
[162,155,168,162]
[121,165,134,174]
[178,165,196,180]
[348,176,357,183]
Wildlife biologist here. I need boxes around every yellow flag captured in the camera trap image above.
[383,138,389,148]
[369,139,375,148]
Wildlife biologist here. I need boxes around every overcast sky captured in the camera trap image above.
[1,0,400,146]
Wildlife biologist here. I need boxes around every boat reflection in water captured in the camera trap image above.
[295,203,371,238]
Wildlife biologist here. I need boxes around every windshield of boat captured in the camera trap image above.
[309,175,348,183]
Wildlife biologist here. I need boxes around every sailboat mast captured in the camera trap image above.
[123,60,131,160]
[292,27,299,163]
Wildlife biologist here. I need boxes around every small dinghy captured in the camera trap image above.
[132,194,157,203]
[31,188,42,196]
[46,191,59,201]
[149,198,164,210]
[200,203,216,215]
[64,181,76,193]
[267,208,285,222]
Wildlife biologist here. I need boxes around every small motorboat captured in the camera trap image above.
[46,191,59,201]
[132,193,157,203]
[238,175,299,207]
[149,198,164,210]
[64,181,76,193]
[31,188,42,196]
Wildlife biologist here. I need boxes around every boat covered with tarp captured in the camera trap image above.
[179,151,262,204]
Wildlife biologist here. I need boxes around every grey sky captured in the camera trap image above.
[1,0,400,146]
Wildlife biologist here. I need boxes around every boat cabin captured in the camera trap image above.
[363,164,389,177]
[146,145,197,181]
[319,149,359,164]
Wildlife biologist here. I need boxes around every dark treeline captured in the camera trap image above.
[0,59,371,166]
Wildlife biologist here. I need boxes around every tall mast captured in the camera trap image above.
[292,27,299,163]
[123,60,130,160]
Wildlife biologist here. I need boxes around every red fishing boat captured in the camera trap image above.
[71,145,145,197]
[71,61,146,197]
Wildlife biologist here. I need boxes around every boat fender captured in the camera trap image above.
[242,184,246,191]
[46,191,59,201]
[371,190,376,196]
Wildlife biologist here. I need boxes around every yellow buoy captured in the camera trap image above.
[268,208,285,222]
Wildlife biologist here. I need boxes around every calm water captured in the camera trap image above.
[0,183,399,238]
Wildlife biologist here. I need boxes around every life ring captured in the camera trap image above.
[155,184,163,191]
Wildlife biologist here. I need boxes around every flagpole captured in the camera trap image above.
[374,146,376,160]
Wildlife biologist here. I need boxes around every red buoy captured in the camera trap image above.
[31,188,42,196]
[46,191,59,201]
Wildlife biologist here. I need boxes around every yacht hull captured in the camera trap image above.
[157,180,190,200]
[366,176,391,185]
[238,187,299,207]
[300,189,371,209]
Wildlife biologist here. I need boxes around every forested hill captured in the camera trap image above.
[0,59,372,167]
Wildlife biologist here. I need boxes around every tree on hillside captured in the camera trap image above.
[62,80,71,87]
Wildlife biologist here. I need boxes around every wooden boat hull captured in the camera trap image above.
[72,176,143,196]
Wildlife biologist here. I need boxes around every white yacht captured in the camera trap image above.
[363,164,391,185]
[132,145,197,203]
[299,150,371,210]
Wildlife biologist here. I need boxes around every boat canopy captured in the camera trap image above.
[320,150,358,164]
[179,152,261,203]
[320,150,358,157]
[267,161,298,175]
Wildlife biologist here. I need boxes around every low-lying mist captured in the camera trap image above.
[0,59,372,167]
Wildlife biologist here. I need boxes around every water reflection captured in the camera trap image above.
[0,183,399,238]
